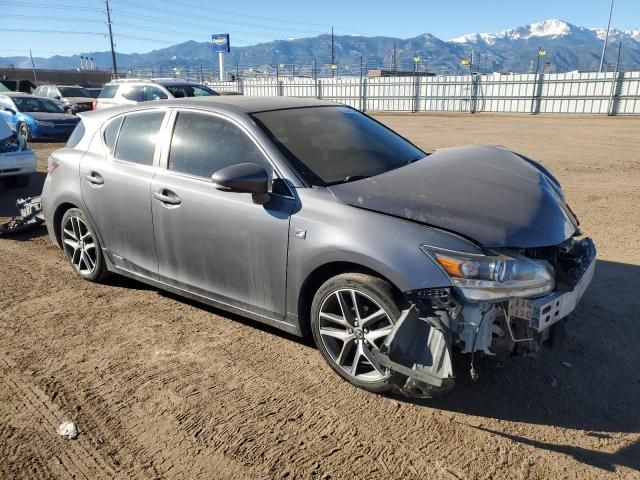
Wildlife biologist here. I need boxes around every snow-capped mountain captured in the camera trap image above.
[1,19,638,74]
[448,19,640,72]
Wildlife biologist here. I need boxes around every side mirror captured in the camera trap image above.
[2,107,16,115]
[54,95,61,100]
[212,163,270,205]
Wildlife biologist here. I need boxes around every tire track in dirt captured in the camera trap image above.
[0,234,622,480]
[0,356,118,479]
[3,118,640,480]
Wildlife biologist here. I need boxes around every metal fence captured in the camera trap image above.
[205,71,640,115]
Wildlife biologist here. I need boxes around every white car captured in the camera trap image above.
[0,119,36,188]
[94,78,219,110]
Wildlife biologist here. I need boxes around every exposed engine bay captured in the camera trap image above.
[375,237,596,397]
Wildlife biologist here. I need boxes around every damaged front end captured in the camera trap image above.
[375,237,596,398]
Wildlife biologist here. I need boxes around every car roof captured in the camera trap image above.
[85,96,339,119]
[153,79,207,87]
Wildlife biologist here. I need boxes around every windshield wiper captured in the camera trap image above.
[325,175,370,186]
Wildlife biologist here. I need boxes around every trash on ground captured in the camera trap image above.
[56,421,78,440]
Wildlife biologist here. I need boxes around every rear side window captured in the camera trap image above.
[114,111,165,166]
[66,121,85,148]
[103,116,123,154]
[168,111,271,179]
[121,86,144,102]
[98,84,118,98]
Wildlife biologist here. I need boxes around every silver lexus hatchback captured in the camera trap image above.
[42,97,595,397]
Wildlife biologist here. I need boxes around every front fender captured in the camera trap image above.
[285,189,479,318]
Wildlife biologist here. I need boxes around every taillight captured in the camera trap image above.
[47,156,59,173]
[92,100,97,110]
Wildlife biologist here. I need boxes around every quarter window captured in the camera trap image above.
[103,116,123,154]
[168,112,271,179]
[113,111,165,166]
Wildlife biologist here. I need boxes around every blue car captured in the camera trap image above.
[0,92,80,141]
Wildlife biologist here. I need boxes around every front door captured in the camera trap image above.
[80,109,167,277]
[152,110,295,320]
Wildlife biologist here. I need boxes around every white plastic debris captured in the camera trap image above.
[56,421,78,440]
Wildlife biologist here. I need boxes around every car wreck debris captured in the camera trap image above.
[0,196,44,236]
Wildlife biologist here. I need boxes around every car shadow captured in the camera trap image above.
[399,259,640,435]
[0,171,46,216]
[70,255,640,437]
[465,424,639,473]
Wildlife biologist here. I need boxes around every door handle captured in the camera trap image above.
[85,172,104,186]
[153,190,181,206]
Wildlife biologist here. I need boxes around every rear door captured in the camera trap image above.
[80,109,168,277]
[151,109,295,319]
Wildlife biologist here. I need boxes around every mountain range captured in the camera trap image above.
[1,19,639,75]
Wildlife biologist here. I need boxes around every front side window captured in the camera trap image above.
[113,111,165,166]
[168,111,271,179]
[144,86,168,101]
[252,106,425,186]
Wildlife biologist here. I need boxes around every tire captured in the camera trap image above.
[2,174,29,189]
[18,123,32,142]
[310,272,404,393]
[60,208,110,282]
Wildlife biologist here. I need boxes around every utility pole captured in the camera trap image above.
[104,0,117,76]
[393,41,397,73]
[599,0,614,72]
[331,26,335,78]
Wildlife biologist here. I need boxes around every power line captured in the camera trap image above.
[0,28,174,44]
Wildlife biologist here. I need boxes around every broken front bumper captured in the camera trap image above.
[374,237,596,398]
[509,239,596,332]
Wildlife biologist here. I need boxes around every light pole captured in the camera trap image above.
[599,0,615,73]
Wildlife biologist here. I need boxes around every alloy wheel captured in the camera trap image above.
[62,215,97,275]
[318,288,395,382]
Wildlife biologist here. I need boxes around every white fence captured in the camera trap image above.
[209,71,640,115]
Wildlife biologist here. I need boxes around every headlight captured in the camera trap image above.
[35,120,55,127]
[421,246,554,301]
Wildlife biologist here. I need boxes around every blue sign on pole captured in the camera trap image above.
[211,34,230,53]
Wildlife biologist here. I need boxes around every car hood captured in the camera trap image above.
[25,112,78,122]
[327,145,578,248]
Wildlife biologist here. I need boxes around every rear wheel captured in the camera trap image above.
[311,273,403,393]
[61,208,110,282]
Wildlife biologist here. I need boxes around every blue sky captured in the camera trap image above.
[0,0,638,57]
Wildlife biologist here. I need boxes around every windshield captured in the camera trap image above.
[59,86,91,97]
[13,97,65,113]
[252,106,425,186]
[164,84,218,98]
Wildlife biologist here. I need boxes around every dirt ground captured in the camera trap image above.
[1,113,639,479]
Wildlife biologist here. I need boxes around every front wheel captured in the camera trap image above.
[61,208,110,282]
[310,273,404,393]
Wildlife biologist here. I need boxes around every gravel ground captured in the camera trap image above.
[1,113,639,479]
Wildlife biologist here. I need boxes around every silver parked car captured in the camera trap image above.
[32,84,94,114]
[41,97,596,397]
